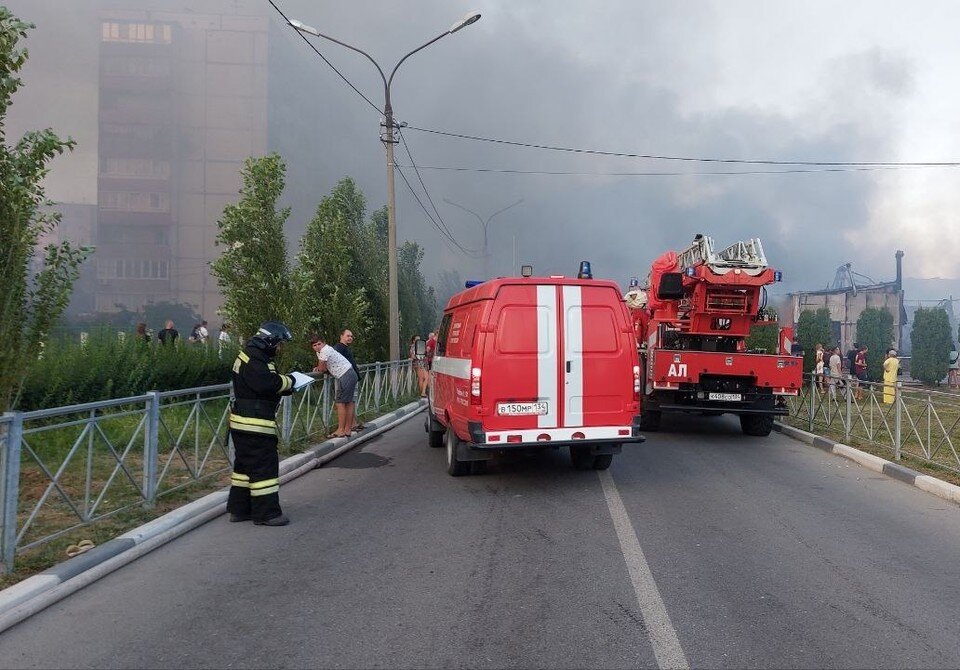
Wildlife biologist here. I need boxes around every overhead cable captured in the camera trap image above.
[267,0,382,116]
[395,164,926,176]
[404,125,960,168]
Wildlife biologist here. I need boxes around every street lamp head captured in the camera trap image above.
[288,18,321,37]
[449,12,481,33]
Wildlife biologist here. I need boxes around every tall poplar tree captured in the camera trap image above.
[0,8,87,411]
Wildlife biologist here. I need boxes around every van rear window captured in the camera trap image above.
[495,306,550,354]
[568,306,619,353]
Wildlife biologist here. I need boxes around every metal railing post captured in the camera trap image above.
[844,374,852,442]
[280,395,293,445]
[1,412,24,573]
[808,374,815,430]
[894,381,902,461]
[374,362,382,409]
[144,391,160,504]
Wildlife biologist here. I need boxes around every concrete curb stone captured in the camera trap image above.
[0,399,426,629]
[774,421,960,506]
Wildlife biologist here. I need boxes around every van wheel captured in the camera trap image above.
[426,411,444,449]
[639,410,661,431]
[570,445,593,470]
[445,428,471,476]
[591,454,613,470]
[740,413,773,436]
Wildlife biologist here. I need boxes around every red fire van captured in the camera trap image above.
[425,273,644,476]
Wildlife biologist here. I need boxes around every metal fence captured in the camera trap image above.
[786,372,960,476]
[0,360,416,573]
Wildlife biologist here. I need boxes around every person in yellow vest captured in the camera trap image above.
[882,349,899,405]
[228,321,296,526]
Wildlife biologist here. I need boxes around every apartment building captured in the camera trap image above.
[9,1,268,319]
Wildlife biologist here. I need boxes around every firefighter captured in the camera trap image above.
[228,321,296,526]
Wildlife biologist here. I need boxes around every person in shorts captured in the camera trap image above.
[310,334,358,438]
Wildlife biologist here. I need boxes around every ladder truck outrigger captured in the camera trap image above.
[627,234,802,436]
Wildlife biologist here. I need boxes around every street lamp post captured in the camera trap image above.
[443,198,523,279]
[289,12,480,361]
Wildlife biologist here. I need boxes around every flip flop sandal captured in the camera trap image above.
[353,423,365,430]
[66,539,95,558]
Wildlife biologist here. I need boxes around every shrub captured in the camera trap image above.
[17,331,234,411]
[855,307,894,382]
[910,307,952,385]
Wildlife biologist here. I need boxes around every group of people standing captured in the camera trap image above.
[814,341,900,404]
[135,319,233,356]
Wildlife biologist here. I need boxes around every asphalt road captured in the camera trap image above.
[1,413,959,669]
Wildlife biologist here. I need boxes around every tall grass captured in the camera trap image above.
[17,331,235,411]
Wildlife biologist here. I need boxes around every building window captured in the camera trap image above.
[98,258,169,280]
[100,158,170,179]
[101,22,172,44]
[101,191,170,213]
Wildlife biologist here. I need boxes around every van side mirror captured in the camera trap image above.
[657,272,684,300]
[415,340,427,357]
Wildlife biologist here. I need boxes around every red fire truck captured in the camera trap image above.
[629,235,802,436]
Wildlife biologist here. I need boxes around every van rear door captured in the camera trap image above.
[562,285,633,427]
[482,284,560,432]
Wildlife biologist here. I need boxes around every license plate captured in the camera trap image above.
[709,392,742,402]
[497,402,548,416]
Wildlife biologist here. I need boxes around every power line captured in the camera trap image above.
[396,128,473,250]
[266,0,382,116]
[405,125,960,168]
[394,165,479,256]
[395,163,924,177]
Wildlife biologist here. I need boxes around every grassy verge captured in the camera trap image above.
[784,382,960,489]
[2,394,418,590]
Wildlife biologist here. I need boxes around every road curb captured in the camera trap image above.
[0,399,426,633]
[774,421,960,506]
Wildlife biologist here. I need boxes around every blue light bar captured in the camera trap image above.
[464,280,484,288]
[578,260,592,279]
[685,267,696,277]
[774,271,783,282]
[629,277,639,288]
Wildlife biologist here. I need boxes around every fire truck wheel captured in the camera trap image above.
[740,413,773,436]
[638,411,661,431]
[591,454,613,470]
[426,412,445,449]
[570,445,594,470]
[445,428,471,476]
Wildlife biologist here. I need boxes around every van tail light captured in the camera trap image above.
[471,367,482,404]
[633,365,641,400]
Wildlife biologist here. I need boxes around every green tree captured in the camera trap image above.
[795,308,832,372]
[398,241,438,341]
[855,307,894,382]
[354,205,389,361]
[0,8,87,412]
[435,269,464,310]
[745,308,779,354]
[290,194,371,369]
[910,307,952,385]
[211,154,292,356]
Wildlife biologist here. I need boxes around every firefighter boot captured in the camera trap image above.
[254,514,290,527]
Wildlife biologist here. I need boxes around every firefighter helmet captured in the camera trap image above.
[251,321,293,350]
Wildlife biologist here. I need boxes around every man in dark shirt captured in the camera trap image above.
[333,329,363,431]
[157,319,179,346]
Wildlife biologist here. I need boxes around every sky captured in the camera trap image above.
[7,1,960,304]
[265,0,960,301]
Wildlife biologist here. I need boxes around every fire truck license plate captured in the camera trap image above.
[497,402,548,416]
[709,392,742,402]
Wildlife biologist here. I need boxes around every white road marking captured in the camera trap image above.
[599,469,690,670]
